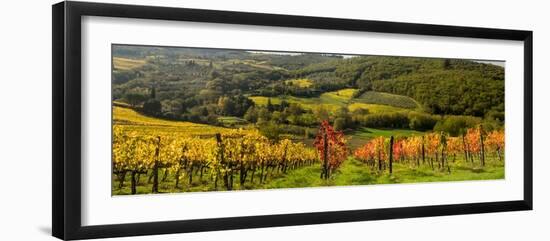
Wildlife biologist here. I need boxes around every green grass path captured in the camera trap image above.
[264,158,504,189]
[113,157,504,195]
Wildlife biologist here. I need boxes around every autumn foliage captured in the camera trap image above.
[354,126,504,174]
[314,120,348,179]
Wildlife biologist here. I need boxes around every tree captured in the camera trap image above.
[124,93,147,107]
[408,112,438,131]
[259,122,280,141]
[286,103,304,116]
[257,107,271,123]
[150,86,156,99]
[143,99,162,115]
[442,59,451,69]
[243,106,258,123]
[298,113,318,127]
[434,116,480,136]
[233,94,254,117]
[334,107,351,129]
[271,111,285,124]
[267,98,275,112]
[217,96,236,116]
[333,118,346,131]
[279,100,290,111]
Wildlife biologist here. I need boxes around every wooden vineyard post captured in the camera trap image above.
[462,133,469,163]
[389,136,394,174]
[440,132,447,171]
[215,133,232,190]
[314,120,346,181]
[497,146,502,162]
[174,167,181,189]
[322,132,329,180]
[479,125,486,166]
[421,136,425,165]
[215,133,223,189]
[131,171,137,194]
[117,171,126,189]
[378,148,382,171]
[188,163,193,185]
[152,136,160,193]
[282,143,288,174]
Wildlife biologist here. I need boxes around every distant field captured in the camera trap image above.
[113,106,230,136]
[347,103,407,113]
[249,95,342,111]
[113,57,146,70]
[319,88,358,104]
[250,88,359,112]
[230,59,286,71]
[355,91,419,109]
[285,78,313,88]
[217,116,248,126]
[248,96,282,106]
[242,60,282,70]
[352,127,424,139]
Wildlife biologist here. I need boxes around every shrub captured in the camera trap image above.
[433,115,481,136]
[356,112,409,129]
[142,99,162,115]
[333,117,346,131]
[408,112,439,131]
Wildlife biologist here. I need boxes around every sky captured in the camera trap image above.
[248,51,505,67]
[474,60,505,67]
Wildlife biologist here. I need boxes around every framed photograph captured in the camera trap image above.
[52,1,533,240]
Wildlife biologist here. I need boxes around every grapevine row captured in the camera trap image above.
[353,126,504,174]
[113,127,320,194]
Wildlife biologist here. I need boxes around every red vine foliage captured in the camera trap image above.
[314,120,348,178]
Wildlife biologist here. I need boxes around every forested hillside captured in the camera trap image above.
[112,45,504,138]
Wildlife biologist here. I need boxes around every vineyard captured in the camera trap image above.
[111,46,506,195]
[112,118,504,195]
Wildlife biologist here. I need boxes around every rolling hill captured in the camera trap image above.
[249,89,420,115]
[113,106,231,137]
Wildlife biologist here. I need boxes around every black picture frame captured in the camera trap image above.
[52,1,533,240]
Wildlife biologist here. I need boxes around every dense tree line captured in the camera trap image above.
[371,69,504,117]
